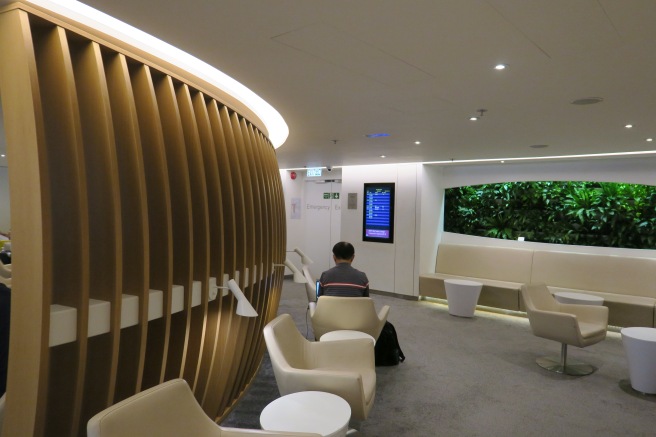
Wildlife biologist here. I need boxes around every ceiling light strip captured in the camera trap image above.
[23,0,289,147]
[423,150,656,165]
[280,150,656,171]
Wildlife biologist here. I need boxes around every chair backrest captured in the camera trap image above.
[87,379,221,437]
[263,314,309,371]
[311,296,387,339]
[521,283,558,314]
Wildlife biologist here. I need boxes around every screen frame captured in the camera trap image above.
[362,182,395,244]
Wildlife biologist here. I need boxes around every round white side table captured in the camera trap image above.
[260,391,351,437]
[621,327,656,394]
[554,291,604,306]
[444,279,483,318]
[320,329,376,344]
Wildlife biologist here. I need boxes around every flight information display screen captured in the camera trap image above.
[362,183,395,243]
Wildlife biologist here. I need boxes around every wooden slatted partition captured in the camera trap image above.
[202,101,239,415]
[190,92,224,398]
[68,36,122,429]
[129,63,173,392]
[175,84,210,388]
[102,50,150,405]
[215,107,250,414]
[31,20,91,437]
[0,4,287,436]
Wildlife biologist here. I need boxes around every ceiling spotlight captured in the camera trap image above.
[414,141,421,145]
[469,116,478,121]
[0,154,5,158]
[647,138,653,142]
[494,64,507,70]
[380,155,387,158]
[625,124,633,129]
[500,160,505,164]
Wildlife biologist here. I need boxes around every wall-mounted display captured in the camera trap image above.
[362,183,395,243]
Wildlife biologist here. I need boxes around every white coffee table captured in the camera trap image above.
[320,329,376,344]
[553,291,604,306]
[260,391,351,437]
[621,327,656,394]
[444,279,483,318]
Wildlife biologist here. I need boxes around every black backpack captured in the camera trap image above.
[375,321,405,366]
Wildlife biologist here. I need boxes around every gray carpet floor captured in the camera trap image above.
[221,279,656,436]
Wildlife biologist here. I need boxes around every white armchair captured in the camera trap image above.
[309,296,390,340]
[87,378,320,437]
[263,314,376,421]
[521,283,608,376]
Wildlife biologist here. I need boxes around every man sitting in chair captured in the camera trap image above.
[318,242,369,297]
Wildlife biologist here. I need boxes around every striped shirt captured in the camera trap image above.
[318,262,369,297]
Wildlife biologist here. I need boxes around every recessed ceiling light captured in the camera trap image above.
[0,154,5,158]
[571,97,604,105]
[625,124,633,129]
[494,64,507,70]
[500,160,505,163]
[469,116,478,121]
[380,155,387,158]
[365,133,390,138]
[414,141,421,145]
[529,144,549,149]
[647,138,653,142]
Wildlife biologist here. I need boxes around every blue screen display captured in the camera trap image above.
[363,183,395,243]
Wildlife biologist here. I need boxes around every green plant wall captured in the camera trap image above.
[444,181,656,249]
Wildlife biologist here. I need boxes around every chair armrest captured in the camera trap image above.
[220,427,321,437]
[310,338,375,369]
[528,309,580,344]
[374,305,390,338]
[377,305,390,322]
[278,367,365,404]
[559,303,609,326]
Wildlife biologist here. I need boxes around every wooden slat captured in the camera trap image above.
[0,9,50,437]
[128,63,173,390]
[221,110,256,407]
[190,92,224,399]
[215,106,249,415]
[237,119,267,388]
[174,83,210,386]
[68,36,123,432]
[263,131,286,320]
[202,101,238,418]
[31,20,90,437]
[102,50,150,403]
[245,123,274,379]
[152,74,193,382]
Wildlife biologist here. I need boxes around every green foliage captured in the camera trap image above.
[444,181,656,249]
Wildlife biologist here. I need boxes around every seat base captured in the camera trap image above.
[536,356,597,376]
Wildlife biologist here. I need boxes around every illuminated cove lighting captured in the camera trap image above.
[25,0,289,148]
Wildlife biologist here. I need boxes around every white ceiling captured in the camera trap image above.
[12,1,656,169]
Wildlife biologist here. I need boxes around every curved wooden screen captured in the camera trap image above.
[0,5,286,437]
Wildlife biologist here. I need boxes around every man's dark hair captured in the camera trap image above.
[332,241,355,260]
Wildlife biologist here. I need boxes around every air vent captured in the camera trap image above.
[571,97,604,105]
